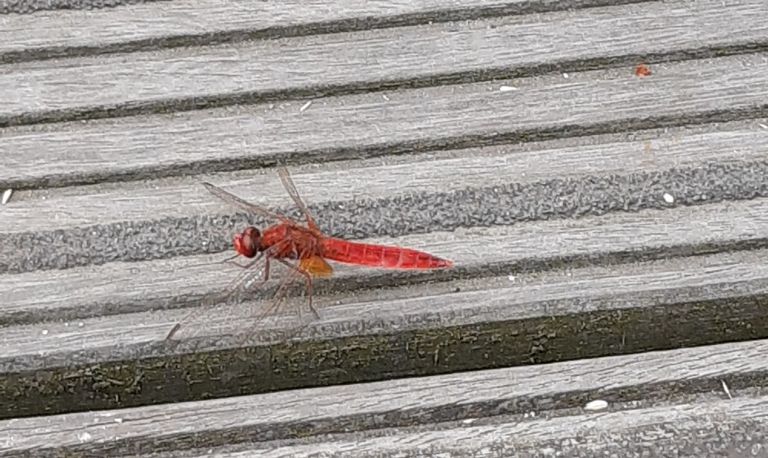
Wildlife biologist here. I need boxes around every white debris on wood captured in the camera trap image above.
[1,189,12,205]
[584,399,608,411]
[499,85,518,92]
[758,123,768,129]
[382,94,390,101]
[562,72,569,78]
[663,193,674,203]
[722,380,733,399]
[299,101,313,112]
[77,431,92,443]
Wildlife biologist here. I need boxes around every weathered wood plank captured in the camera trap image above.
[3,154,768,274]
[3,119,767,234]
[0,0,650,62]
[1,224,767,419]
[1,0,766,454]
[3,194,768,328]
[2,0,767,126]
[0,0,150,15]
[4,51,768,190]
[1,339,765,456]
[2,0,767,455]
[181,396,768,457]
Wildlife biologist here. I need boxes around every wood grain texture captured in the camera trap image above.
[4,195,768,328]
[2,239,767,419]
[4,52,768,190]
[4,155,768,274]
[1,339,765,456]
[3,0,768,454]
[2,0,767,124]
[0,0,155,15]
[3,119,767,235]
[0,0,650,61]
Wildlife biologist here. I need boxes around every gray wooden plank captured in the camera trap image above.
[1,218,767,418]
[0,0,648,62]
[3,194,768,328]
[3,50,768,190]
[2,0,767,124]
[0,0,152,15]
[4,151,768,274]
[2,0,766,453]
[1,338,765,456]
[5,227,768,362]
[176,396,768,457]
[3,119,767,235]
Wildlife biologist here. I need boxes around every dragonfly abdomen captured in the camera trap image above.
[321,238,453,269]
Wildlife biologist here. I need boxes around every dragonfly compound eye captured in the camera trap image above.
[234,227,260,258]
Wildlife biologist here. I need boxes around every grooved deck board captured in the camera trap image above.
[2,119,767,235]
[2,340,766,456]
[0,0,652,61]
[4,52,768,190]
[2,241,767,421]
[3,0,768,124]
[1,0,766,455]
[4,196,768,330]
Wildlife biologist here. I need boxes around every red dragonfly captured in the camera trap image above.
[166,167,453,340]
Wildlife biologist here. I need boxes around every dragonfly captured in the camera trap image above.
[165,167,454,341]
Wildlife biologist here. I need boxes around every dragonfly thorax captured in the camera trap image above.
[234,226,262,258]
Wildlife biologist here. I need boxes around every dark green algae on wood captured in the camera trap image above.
[1,292,767,421]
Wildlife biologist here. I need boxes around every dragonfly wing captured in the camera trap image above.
[202,182,297,226]
[166,252,268,340]
[300,255,334,278]
[236,252,316,345]
[166,241,290,340]
[277,167,320,231]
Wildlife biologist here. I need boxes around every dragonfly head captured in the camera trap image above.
[234,226,262,258]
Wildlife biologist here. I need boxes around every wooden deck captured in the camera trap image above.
[2,0,768,456]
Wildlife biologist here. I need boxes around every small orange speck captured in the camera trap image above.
[635,64,652,77]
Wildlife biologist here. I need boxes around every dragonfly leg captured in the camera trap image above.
[262,256,271,283]
[228,252,264,269]
[302,271,320,320]
[166,244,291,341]
[274,258,321,320]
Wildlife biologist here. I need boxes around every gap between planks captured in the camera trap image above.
[167,395,768,457]
[0,0,768,116]
[0,0,653,61]
[0,338,764,456]
[3,192,768,330]
[1,119,767,234]
[3,52,768,189]
[2,213,768,366]
[1,206,766,420]
[2,0,767,120]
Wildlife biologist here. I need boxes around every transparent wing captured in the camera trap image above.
[234,248,328,345]
[202,182,298,226]
[277,167,319,231]
[165,242,288,340]
[233,261,305,346]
